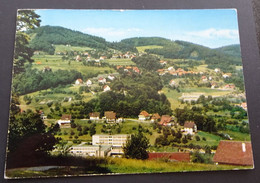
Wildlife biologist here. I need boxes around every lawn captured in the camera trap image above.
[219,130,251,141]
[32,55,115,75]
[189,131,223,147]
[54,44,93,52]
[136,45,163,52]
[162,87,183,110]
[104,58,136,66]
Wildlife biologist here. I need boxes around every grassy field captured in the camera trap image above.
[162,87,183,110]
[5,157,252,178]
[136,45,163,52]
[54,44,93,52]
[104,58,136,66]
[219,130,251,141]
[189,131,222,147]
[32,55,115,75]
[19,85,96,113]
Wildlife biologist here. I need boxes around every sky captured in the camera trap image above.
[36,9,240,48]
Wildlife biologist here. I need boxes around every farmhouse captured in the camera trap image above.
[98,77,106,84]
[159,115,172,126]
[138,110,150,121]
[86,79,92,86]
[57,114,72,127]
[108,75,115,81]
[75,79,83,85]
[213,141,253,166]
[169,79,177,87]
[89,112,100,120]
[148,152,190,162]
[183,121,197,135]
[103,85,111,92]
[151,113,161,122]
[104,111,116,123]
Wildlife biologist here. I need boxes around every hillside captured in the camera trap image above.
[214,44,241,58]
[29,26,137,54]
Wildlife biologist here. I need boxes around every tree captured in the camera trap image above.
[123,132,149,160]
[14,10,41,74]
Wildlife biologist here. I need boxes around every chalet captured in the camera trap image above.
[214,68,220,73]
[132,67,140,74]
[57,114,72,127]
[148,152,190,162]
[99,56,106,60]
[89,112,100,120]
[75,79,83,85]
[104,111,117,123]
[108,75,115,81]
[224,84,235,90]
[151,113,161,122]
[86,79,92,86]
[222,73,232,78]
[159,115,172,126]
[240,102,247,111]
[213,141,253,166]
[138,111,150,121]
[201,76,208,82]
[103,85,111,92]
[160,60,167,65]
[75,55,81,61]
[183,121,197,135]
[98,77,106,84]
[169,80,177,87]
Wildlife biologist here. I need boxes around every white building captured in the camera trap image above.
[70,144,112,157]
[183,121,197,135]
[103,85,111,92]
[92,134,130,147]
[86,79,92,86]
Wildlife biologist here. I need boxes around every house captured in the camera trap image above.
[57,114,72,127]
[224,84,235,90]
[138,110,150,121]
[240,102,247,111]
[148,152,190,162]
[201,76,208,82]
[75,55,81,61]
[213,141,253,166]
[98,77,106,84]
[104,111,116,123]
[222,73,232,78]
[89,112,100,120]
[151,113,161,122]
[103,85,111,92]
[160,60,167,65]
[75,79,83,85]
[108,75,115,81]
[214,68,220,73]
[169,79,177,87]
[99,56,106,60]
[86,79,92,86]
[159,115,172,126]
[183,121,197,135]
[132,67,140,74]
[168,66,175,71]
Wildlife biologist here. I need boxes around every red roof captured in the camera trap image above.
[105,111,116,119]
[159,115,172,125]
[148,152,190,162]
[151,113,161,120]
[213,141,254,166]
[139,111,150,117]
[89,112,100,117]
[184,121,196,128]
[61,114,71,120]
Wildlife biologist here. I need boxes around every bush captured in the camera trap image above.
[195,136,200,141]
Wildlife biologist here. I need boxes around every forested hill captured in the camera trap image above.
[214,44,241,58]
[28,26,137,54]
